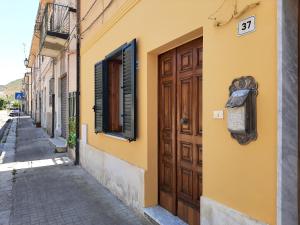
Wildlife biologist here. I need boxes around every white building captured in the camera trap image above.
[27,0,77,145]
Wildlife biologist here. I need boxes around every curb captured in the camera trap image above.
[0,119,17,225]
[0,119,12,155]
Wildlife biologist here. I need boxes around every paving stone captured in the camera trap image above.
[7,118,152,225]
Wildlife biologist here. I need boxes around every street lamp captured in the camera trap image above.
[24,58,29,67]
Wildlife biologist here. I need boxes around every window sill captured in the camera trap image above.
[104,133,128,142]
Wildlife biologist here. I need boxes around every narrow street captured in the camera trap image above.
[1,117,152,225]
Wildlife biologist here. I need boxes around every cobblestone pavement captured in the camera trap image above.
[7,118,152,225]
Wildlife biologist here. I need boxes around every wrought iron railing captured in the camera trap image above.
[40,3,70,49]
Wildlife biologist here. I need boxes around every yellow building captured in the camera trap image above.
[79,1,299,225]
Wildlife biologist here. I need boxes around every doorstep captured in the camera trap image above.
[144,206,187,225]
[49,137,67,153]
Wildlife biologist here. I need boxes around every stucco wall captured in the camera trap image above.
[80,1,278,224]
[80,141,145,211]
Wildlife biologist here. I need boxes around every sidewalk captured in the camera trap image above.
[0,110,9,129]
[1,117,152,225]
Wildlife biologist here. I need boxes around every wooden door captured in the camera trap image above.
[158,48,177,214]
[158,38,203,225]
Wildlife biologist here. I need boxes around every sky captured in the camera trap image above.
[0,1,39,85]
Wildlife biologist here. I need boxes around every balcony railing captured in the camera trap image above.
[40,3,70,57]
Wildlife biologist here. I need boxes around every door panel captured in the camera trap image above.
[158,38,202,225]
[177,38,202,225]
[159,49,177,214]
[179,78,193,134]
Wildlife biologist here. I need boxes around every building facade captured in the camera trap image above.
[27,0,77,142]
[78,1,299,225]
[22,72,32,115]
[22,0,300,225]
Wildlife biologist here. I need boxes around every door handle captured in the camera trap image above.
[180,117,189,125]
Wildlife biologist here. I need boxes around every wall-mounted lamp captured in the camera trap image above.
[24,58,29,67]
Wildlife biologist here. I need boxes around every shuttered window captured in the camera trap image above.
[68,92,76,118]
[122,40,136,141]
[94,39,137,141]
[94,61,107,133]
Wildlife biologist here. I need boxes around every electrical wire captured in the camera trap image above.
[30,0,113,64]
[208,0,260,27]
[61,22,77,51]
[23,43,27,59]
[40,58,53,76]
[81,0,113,36]
[233,1,260,18]
[81,0,99,21]
[208,0,227,21]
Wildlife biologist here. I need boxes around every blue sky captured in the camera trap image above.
[0,1,39,85]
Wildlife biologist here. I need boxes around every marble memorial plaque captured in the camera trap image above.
[227,106,246,133]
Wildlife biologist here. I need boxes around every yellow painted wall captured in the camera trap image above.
[80,1,277,224]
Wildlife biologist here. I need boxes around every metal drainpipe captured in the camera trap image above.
[51,59,55,138]
[75,0,80,165]
[31,68,33,118]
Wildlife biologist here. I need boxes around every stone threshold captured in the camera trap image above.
[49,137,67,153]
[144,206,187,225]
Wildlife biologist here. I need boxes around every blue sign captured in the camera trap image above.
[15,92,24,100]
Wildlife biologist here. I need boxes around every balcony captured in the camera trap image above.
[40,3,71,57]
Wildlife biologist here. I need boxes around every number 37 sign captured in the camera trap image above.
[238,16,256,36]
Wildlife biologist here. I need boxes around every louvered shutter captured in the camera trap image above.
[94,61,105,133]
[122,39,137,141]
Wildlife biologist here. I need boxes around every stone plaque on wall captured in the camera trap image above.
[227,106,246,133]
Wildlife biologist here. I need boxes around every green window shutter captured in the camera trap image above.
[68,93,71,117]
[73,92,76,117]
[94,61,106,133]
[122,39,137,141]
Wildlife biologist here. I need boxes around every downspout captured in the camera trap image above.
[51,59,55,138]
[75,0,80,165]
[31,68,33,118]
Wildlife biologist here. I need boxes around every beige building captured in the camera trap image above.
[22,72,32,115]
[27,0,77,143]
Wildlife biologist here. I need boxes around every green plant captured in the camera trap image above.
[0,98,7,110]
[12,101,20,108]
[68,117,76,148]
